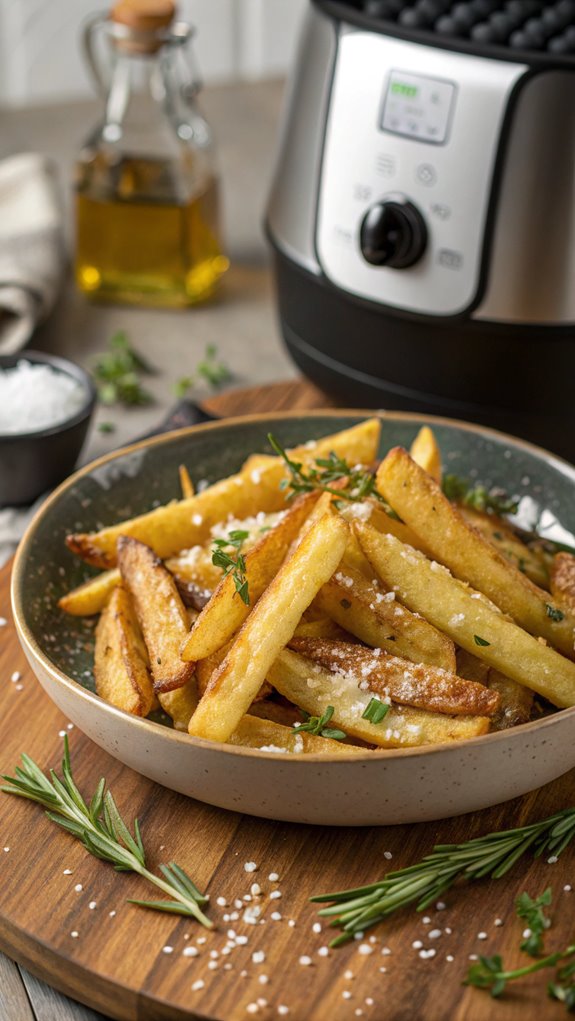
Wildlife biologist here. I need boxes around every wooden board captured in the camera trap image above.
[1,380,575,1021]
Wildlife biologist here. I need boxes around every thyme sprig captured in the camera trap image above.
[1,738,212,928]
[211,529,250,605]
[517,887,552,957]
[292,706,347,741]
[465,945,575,1000]
[267,434,387,509]
[311,807,575,946]
[174,343,232,398]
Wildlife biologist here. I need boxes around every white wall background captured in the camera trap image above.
[0,0,307,106]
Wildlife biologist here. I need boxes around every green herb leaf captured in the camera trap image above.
[92,331,154,408]
[361,698,390,725]
[516,888,552,957]
[174,344,232,398]
[211,529,250,605]
[1,738,211,928]
[474,635,491,647]
[292,706,347,741]
[442,474,519,516]
[545,604,565,622]
[97,421,116,434]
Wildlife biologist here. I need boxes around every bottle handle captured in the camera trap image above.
[83,12,110,98]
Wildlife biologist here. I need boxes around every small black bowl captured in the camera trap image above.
[0,351,96,507]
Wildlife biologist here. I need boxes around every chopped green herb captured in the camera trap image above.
[516,888,552,957]
[97,421,116,434]
[474,635,491,647]
[292,705,346,741]
[362,698,390,725]
[545,604,565,622]
[492,531,503,541]
[92,331,155,407]
[174,344,232,398]
[442,474,519,516]
[549,960,575,1011]
[211,529,250,605]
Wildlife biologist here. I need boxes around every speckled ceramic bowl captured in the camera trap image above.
[11,411,575,825]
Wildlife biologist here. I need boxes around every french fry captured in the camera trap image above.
[117,537,194,693]
[456,648,490,685]
[487,669,534,731]
[294,617,350,640]
[248,699,302,729]
[195,642,273,702]
[409,425,441,482]
[459,506,549,589]
[181,492,320,662]
[179,465,195,499]
[550,552,575,614]
[59,568,120,616]
[267,650,490,748]
[66,419,381,568]
[376,447,575,657]
[228,714,364,755]
[289,638,499,716]
[314,564,456,671]
[158,682,198,731]
[94,584,156,716]
[188,512,349,743]
[355,523,575,708]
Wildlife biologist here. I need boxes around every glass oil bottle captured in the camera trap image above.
[76,0,228,307]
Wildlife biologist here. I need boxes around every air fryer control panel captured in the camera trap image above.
[316,30,527,316]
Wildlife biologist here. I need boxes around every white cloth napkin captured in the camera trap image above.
[0,153,64,355]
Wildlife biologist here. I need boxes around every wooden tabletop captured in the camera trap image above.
[1,381,574,1021]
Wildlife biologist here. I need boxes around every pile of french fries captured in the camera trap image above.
[59,419,575,754]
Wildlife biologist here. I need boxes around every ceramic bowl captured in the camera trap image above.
[0,351,96,507]
[11,410,575,826]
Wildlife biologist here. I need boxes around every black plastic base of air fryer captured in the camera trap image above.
[271,250,575,463]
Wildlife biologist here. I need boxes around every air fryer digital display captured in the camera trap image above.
[381,70,456,144]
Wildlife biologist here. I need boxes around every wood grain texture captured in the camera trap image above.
[0,381,574,1021]
[0,955,35,1021]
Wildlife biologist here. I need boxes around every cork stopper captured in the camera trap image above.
[111,0,175,50]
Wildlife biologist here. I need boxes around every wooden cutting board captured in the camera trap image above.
[1,381,574,1021]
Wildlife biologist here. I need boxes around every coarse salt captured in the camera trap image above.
[0,361,87,434]
[244,861,258,873]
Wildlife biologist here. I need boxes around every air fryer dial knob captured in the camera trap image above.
[359,199,428,269]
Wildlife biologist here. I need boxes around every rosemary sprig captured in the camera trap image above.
[211,529,250,605]
[311,807,575,946]
[1,738,211,928]
[442,474,520,516]
[517,887,552,957]
[292,706,347,741]
[267,433,388,509]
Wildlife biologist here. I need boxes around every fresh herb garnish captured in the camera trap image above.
[443,474,520,516]
[1,738,211,927]
[465,945,575,1000]
[516,887,552,957]
[97,421,116,434]
[292,705,347,741]
[546,603,565,622]
[174,344,231,398]
[474,635,491,647]
[362,698,390,725]
[267,433,390,510]
[311,806,575,946]
[92,331,155,407]
[549,960,575,1011]
[211,529,250,605]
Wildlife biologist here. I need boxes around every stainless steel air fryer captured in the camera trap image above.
[266,0,575,458]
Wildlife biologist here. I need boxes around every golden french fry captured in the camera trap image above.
[294,617,350,640]
[376,447,575,657]
[409,425,442,482]
[355,522,575,709]
[159,682,198,731]
[551,552,575,614]
[94,584,156,716]
[179,465,195,499]
[188,512,349,743]
[66,418,381,569]
[456,648,490,685]
[248,699,303,729]
[59,568,120,616]
[181,492,320,662]
[314,563,456,671]
[117,537,194,693]
[267,650,489,748]
[459,506,549,589]
[487,669,534,731]
[228,714,364,755]
[289,638,499,716]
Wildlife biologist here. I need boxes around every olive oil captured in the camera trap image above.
[75,156,228,307]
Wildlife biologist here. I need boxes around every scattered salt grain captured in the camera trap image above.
[252,951,266,964]
[271,912,282,921]
[412,940,423,950]
[358,944,373,956]
[446,954,454,962]
[383,851,393,860]
[419,949,436,960]
[318,946,329,957]
[0,618,7,627]
[288,920,296,927]
[10,672,20,683]
[277,1007,289,1016]
[244,861,258,873]
[217,896,227,907]
[246,1005,258,1016]
[70,931,79,939]
[162,946,174,955]
[89,901,97,910]
[251,883,261,896]
[344,970,354,980]
[268,872,280,882]
[208,961,218,971]
[494,918,503,926]
[312,922,321,934]
[191,980,205,991]
[436,901,446,911]
[74,884,83,892]
[478,932,488,941]
[63,868,73,875]
[548,855,559,864]
[109,911,116,918]
[183,946,199,957]
[258,975,269,985]
[342,991,352,1000]
[299,956,312,967]
[270,890,282,900]
[565,885,572,892]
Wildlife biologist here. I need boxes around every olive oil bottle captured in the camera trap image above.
[76,0,228,307]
